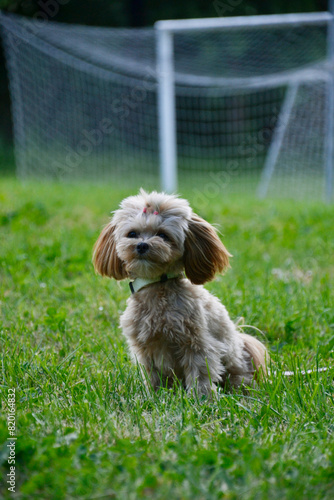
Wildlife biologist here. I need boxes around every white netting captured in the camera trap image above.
[0,12,332,197]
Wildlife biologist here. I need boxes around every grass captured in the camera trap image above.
[0,176,334,499]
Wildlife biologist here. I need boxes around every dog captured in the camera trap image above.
[93,189,267,397]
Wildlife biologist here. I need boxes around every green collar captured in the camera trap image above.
[129,273,182,294]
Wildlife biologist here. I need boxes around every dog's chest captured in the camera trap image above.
[120,283,203,368]
[122,292,188,343]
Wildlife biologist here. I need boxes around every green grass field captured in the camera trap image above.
[1,176,334,499]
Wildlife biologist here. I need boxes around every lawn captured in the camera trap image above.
[0,176,334,499]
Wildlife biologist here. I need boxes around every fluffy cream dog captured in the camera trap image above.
[93,189,267,396]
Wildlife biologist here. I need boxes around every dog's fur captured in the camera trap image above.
[93,190,267,396]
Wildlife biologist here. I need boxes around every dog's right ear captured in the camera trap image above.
[93,222,126,280]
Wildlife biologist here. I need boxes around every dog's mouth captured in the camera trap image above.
[136,254,149,260]
[123,246,184,280]
[134,253,164,264]
[132,242,172,264]
[125,256,168,279]
[117,237,182,278]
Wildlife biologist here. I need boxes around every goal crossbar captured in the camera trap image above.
[155,12,333,33]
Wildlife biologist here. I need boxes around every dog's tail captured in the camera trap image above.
[239,333,268,378]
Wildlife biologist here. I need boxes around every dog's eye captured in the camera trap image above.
[157,232,169,241]
[127,231,138,238]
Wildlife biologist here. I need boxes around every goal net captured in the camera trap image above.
[0,12,332,199]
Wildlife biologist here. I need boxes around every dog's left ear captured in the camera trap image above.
[184,215,231,285]
[92,221,127,280]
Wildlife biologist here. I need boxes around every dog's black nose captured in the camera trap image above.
[136,242,149,255]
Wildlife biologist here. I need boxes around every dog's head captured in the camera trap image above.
[93,189,230,284]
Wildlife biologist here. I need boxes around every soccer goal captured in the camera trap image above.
[155,11,334,201]
[1,10,333,200]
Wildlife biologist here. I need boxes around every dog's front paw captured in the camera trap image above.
[187,381,217,401]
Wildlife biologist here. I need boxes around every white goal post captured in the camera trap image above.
[155,11,334,201]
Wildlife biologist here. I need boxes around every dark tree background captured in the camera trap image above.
[0,0,328,145]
